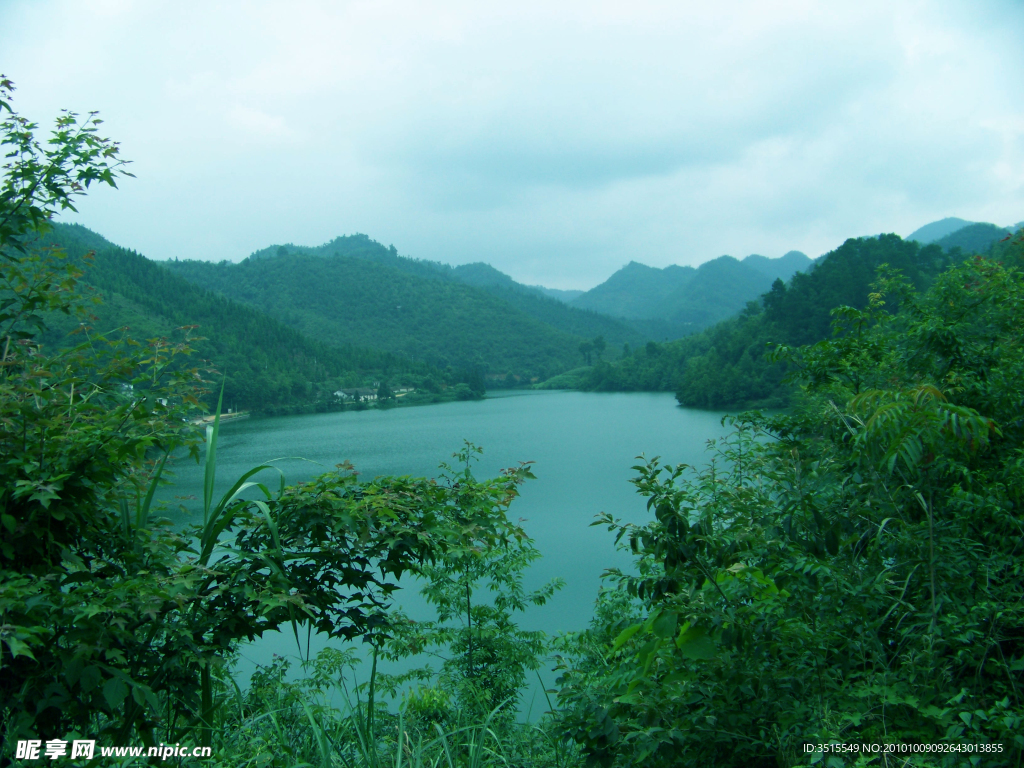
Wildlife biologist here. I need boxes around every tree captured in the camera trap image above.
[558,258,1024,766]
[0,77,533,754]
[579,340,593,365]
[379,445,562,721]
[1,74,206,741]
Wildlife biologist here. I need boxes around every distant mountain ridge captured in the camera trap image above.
[743,251,813,280]
[533,286,584,303]
[241,234,816,342]
[568,232,967,407]
[932,223,1013,255]
[907,216,1022,246]
[164,253,584,377]
[568,250,813,335]
[907,217,976,243]
[43,218,1020,413]
[241,234,644,349]
[571,261,697,320]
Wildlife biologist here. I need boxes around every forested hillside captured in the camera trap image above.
[741,250,811,279]
[164,250,587,378]
[446,262,643,346]
[244,233,820,348]
[39,224,445,413]
[908,216,1021,250]
[568,251,812,335]
[907,216,974,242]
[571,261,696,318]
[246,235,644,348]
[532,285,583,303]
[658,255,782,329]
[932,222,1011,254]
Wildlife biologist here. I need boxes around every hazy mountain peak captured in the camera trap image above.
[570,261,695,320]
[702,254,741,266]
[450,262,518,288]
[931,222,1013,255]
[907,217,973,244]
[742,250,812,281]
[569,250,811,327]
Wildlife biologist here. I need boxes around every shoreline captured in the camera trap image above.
[191,411,250,425]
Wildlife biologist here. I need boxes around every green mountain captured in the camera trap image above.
[932,222,1012,254]
[250,234,447,284]
[907,216,974,243]
[906,217,1023,250]
[568,251,812,335]
[571,262,696,319]
[449,261,519,289]
[742,250,811,280]
[39,224,443,413]
[568,234,959,406]
[445,262,642,346]
[659,255,776,329]
[162,249,597,379]
[240,235,643,351]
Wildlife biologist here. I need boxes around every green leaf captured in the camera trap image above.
[652,610,677,639]
[615,692,643,705]
[103,676,128,710]
[1,636,36,660]
[611,623,642,652]
[677,625,716,660]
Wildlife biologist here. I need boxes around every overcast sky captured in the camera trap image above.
[3,0,1023,289]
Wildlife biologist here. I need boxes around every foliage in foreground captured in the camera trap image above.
[0,76,533,763]
[556,255,1024,766]
[195,642,579,768]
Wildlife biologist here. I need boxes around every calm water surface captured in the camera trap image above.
[167,390,730,701]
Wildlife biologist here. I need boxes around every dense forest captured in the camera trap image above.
[3,78,1022,767]
[198,233,644,369]
[164,252,584,378]
[35,224,483,414]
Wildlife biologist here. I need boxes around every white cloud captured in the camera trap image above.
[1,0,1022,288]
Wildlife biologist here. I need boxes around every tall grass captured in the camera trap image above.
[204,647,579,768]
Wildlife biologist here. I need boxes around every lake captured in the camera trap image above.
[164,389,731,709]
